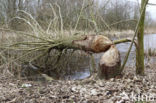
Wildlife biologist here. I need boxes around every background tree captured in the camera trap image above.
[0,0,153,31]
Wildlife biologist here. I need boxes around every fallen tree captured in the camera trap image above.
[0,10,138,79]
[0,28,130,79]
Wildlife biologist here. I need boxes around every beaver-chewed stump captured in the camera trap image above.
[98,45,121,79]
[73,35,121,79]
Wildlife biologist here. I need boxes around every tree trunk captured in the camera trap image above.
[72,35,113,53]
[98,45,121,79]
[136,0,147,75]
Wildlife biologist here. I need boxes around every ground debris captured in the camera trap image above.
[0,66,156,103]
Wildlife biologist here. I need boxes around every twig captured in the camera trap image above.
[110,19,137,27]
[98,15,111,31]
[113,38,137,46]
[74,0,85,31]
[0,28,54,43]
[55,3,63,33]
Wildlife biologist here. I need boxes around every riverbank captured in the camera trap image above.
[0,62,156,102]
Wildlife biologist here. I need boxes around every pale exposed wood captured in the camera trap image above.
[98,45,121,79]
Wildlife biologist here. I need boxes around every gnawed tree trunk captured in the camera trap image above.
[98,45,121,79]
[73,35,121,79]
[72,35,113,53]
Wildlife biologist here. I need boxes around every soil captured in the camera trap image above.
[0,61,156,103]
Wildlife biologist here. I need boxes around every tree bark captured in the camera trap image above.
[136,0,147,75]
[72,35,113,53]
[73,35,121,79]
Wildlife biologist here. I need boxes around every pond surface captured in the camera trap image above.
[66,34,156,80]
[144,34,156,52]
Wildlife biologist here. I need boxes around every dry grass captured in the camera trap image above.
[145,27,156,34]
[146,48,156,56]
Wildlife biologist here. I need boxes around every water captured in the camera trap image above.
[144,34,156,52]
[66,34,156,80]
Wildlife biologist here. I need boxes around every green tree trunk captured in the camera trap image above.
[136,0,147,75]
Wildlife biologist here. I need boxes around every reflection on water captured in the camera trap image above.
[65,67,90,80]
[66,34,156,80]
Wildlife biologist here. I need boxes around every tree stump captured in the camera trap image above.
[98,45,121,79]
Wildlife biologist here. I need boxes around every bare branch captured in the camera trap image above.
[110,19,137,27]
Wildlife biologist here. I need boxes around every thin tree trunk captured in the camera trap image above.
[136,0,148,75]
